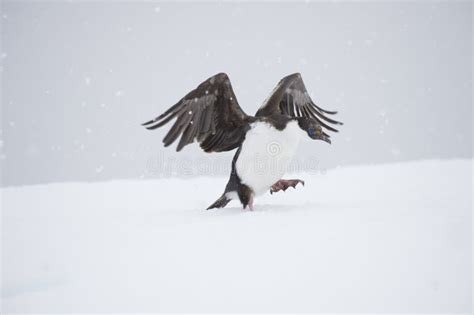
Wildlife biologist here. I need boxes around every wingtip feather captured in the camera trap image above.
[142,119,155,126]
[145,124,160,130]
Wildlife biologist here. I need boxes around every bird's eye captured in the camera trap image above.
[308,129,315,136]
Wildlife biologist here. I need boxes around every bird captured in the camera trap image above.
[142,73,342,210]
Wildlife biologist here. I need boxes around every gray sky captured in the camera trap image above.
[1,1,472,186]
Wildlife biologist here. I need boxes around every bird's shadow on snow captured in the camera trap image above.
[2,274,68,298]
[206,203,327,215]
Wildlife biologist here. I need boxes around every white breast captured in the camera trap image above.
[236,121,305,195]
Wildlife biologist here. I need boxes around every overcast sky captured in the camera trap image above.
[1,1,472,186]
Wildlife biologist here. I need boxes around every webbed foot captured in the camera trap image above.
[270,179,305,194]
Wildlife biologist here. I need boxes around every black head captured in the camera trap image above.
[238,184,253,209]
[296,117,331,144]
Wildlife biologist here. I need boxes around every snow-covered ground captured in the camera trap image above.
[1,160,472,313]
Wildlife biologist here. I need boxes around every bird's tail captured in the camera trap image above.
[206,194,231,210]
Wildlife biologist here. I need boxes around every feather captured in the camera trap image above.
[144,73,253,152]
[255,73,342,133]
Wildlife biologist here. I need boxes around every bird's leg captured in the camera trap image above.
[270,179,305,194]
[248,194,254,211]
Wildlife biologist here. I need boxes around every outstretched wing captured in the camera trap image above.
[142,73,254,152]
[255,73,343,132]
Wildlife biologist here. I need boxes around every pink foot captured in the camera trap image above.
[248,194,254,211]
[270,179,305,194]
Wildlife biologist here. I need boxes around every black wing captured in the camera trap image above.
[142,73,254,152]
[255,73,343,132]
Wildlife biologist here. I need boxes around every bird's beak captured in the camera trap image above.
[310,132,331,144]
[321,134,331,144]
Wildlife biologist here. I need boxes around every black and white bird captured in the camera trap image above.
[142,73,342,210]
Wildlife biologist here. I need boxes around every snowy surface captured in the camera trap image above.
[1,160,472,313]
